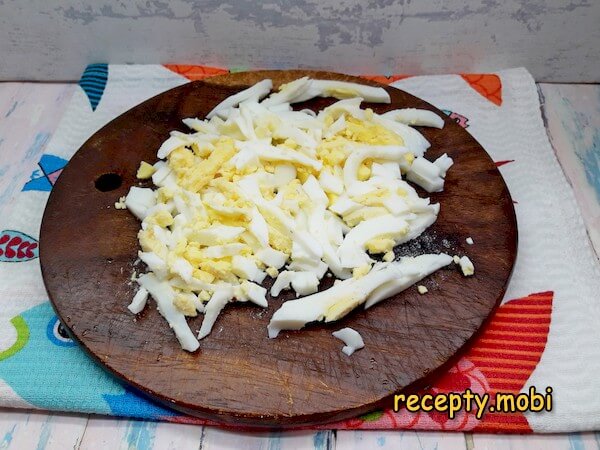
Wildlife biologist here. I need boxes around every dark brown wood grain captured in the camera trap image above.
[39,70,517,428]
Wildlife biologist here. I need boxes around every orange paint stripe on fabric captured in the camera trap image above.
[470,356,538,366]
[515,302,552,309]
[486,381,523,391]
[487,321,549,329]
[493,312,551,319]
[525,291,554,298]
[483,329,549,338]
[359,74,413,84]
[500,303,551,310]
[477,339,547,348]
[474,341,546,352]
[473,360,540,371]
[485,376,526,385]
[495,308,552,316]
[475,367,534,376]
[488,317,550,326]
[492,312,550,321]
[485,325,550,334]
[478,420,531,432]
[514,294,553,302]
[471,347,544,357]
[477,338,545,349]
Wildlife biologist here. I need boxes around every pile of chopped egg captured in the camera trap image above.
[122,77,465,352]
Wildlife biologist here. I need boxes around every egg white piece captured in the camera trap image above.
[364,253,453,308]
[171,257,194,283]
[255,247,287,269]
[293,80,391,104]
[459,255,475,276]
[270,271,295,297]
[235,281,268,308]
[320,97,365,121]
[382,108,445,129]
[343,145,410,196]
[433,153,454,177]
[189,225,245,245]
[337,215,409,268]
[207,79,273,119]
[157,135,187,159]
[268,262,403,337]
[128,287,149,314]
[125,187,156,220]
[138,251,167,280]
[137,273,200,351]
[231,255,266,283]
[262,77,312,107]
[197,285,235,339]
[332,327,365,356]
[372,115,430,156]
[287,259,329,280]
[406,157,448,193]
[256,144,322,171]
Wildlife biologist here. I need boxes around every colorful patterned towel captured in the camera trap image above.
[1,65,599,433]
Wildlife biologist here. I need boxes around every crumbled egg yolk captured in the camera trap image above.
[136,161,156,179]
[352,264,372,279]
[174,293,198,316]
[114,196,127,209]
[365,238,395,254]
[344,117,403,146]
[147,210,174,228]
[266,266,279,278]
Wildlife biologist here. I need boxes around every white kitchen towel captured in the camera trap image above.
[0,65,598,432]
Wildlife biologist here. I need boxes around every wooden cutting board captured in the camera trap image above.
[39,70,517,428]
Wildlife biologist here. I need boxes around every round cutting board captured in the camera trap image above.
[40,70,517,427]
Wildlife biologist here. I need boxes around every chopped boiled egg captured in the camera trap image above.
[459,255,475,276]
[332,327,365,356]
[128,287,149,314]
[137,161,156,179]
[114,196,127,210]
[125,187,156,220]
[381,108,445,129]
[268,257,452,338]
[207,79,273,119]
[123,77,453,351]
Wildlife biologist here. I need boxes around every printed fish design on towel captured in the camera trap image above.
[442,110,470,128]
[0,302,179,419]
[22,154,68,192]
[460,74,503,106]
[79,63,108,111]
[0,230,39,262]
[163,64,228,81]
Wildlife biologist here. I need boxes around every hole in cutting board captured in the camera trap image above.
[95,173,122,192]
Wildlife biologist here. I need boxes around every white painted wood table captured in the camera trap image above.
[0,81,599,449]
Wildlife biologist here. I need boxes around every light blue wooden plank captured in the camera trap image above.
[79,417,204,450]
[150,421,204,450]
[335,430,467,450]
[200,428,333,450]
[0,409,88,450]
[0,82,75,220]
[471,432,599,450]
[539,83,600,258]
